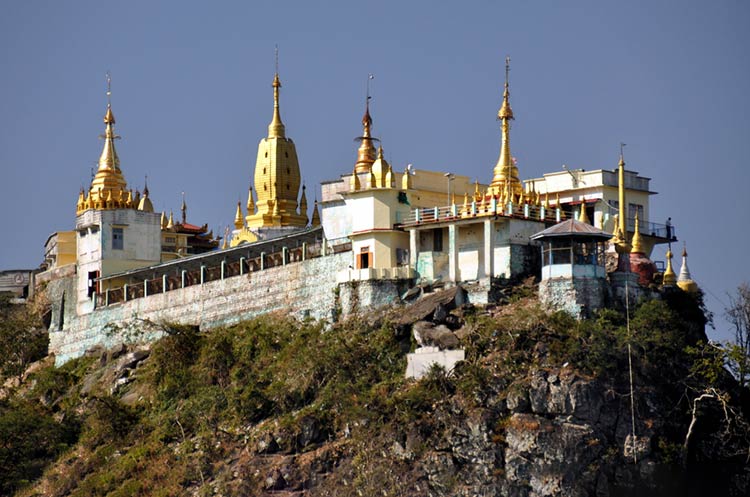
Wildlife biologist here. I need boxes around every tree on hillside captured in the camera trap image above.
[725,282,750,389]
[0,295,48,382]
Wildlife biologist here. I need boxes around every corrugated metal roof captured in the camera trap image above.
[531,218,612,241]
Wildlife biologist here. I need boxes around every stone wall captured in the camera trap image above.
[49,252,350,365]
[338,278,413,318]
[539,276,607,318]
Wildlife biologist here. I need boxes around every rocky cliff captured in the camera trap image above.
[2,286,749,497]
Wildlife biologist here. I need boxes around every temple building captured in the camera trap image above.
[36,58,702,365]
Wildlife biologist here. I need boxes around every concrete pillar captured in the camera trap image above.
[260,252,266,270]
[181,270,187,288]
[415,208,421,223]
[524,204,529,218]
[448,224,459,282]
[221,261,226,279]
[239,257,246,275]
[556,208,561,222]
[302,242,307,261]
[321,238,327,256]
[491,196,497,214]
[471,201,477,216]
[105,289,109,306]
[409,229,418,269]
[540,207,546,220]
[144,279,148,297]
[282,247,288,265]
[200,265,206,284]
[484,218,494,278]
[123,284,128,302]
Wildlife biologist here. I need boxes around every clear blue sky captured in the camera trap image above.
[1,1,748,341]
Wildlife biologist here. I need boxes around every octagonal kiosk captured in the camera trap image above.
[531,218,612,318]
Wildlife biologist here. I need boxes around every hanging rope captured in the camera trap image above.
[625,261,638,464]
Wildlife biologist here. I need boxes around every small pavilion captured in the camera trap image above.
[531,217,612,318]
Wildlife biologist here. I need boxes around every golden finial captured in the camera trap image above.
[160,211,167,229]
[234,201,244,229]
[630,212,645,253]
[246,187,255,215]
[663,248,677,286]
[402,164,413,190]
[268,46,286,138]
[351,169,361,191]
[311,199,321,226]
[498,56,514,120]
[167,210,174,229]
[385,164,394,188]
[490,55,521,200]
[222,227,229,250]
[613,143,630,253]
[354,74,378,174]
[578,200,591,224]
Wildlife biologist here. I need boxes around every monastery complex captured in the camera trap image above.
[16,59,700,365]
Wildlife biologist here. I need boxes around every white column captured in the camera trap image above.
[409,229,418,269]
[448,224,459,282]
[484,218,494,278]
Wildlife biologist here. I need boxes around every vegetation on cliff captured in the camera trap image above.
[1,286,749,496]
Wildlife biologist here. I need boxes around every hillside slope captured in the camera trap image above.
[2,288,749,497]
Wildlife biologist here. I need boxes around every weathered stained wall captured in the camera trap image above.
[49,252,350,365]
[539,276,607,318]
[338,278,413,318]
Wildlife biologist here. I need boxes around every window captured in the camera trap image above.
[628,203,644,222]
[112,228,124,250]
[165,236,176,244]
[432,228,443,252]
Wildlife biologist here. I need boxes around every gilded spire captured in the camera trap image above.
[490,56,522,199]
[137,179,154,213]
[354,75,378,174]
[167,211,174,230]
[663,248,677,286]
[402,164,413,190]
[613,145,631,254]
[578,201,591,224]
[79,72,129,215]
[311,199,321,226]
[351,168,362,191]
[268,54,286,138]
[234,201,244,229]
[630,212,645,254]
[246,187,255,215]
[160,211,168,229]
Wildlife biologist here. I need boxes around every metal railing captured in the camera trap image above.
[399,200,560,227]
[626,217,676,240]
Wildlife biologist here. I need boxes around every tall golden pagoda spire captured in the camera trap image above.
[246,187,255,215]
[490,56,523,199]
[630,212,645,254]
[311,199,321,226]
[354,74,378,174]
[578,201,591,224]
[78,72,130,215]
[268,46,285,138]
[613,145,631,254]
[233,49,306,243]
[663,248,677,286]
[234,201,244,229]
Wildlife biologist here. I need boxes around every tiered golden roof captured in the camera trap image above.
[232,68,308,246]
[76,76,155,216]
[354,101,377,174]
[490,57,523,199]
